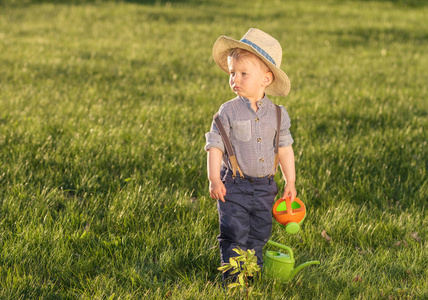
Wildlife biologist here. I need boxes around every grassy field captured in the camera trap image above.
[0,0,427,299]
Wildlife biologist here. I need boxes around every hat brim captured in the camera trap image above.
[212,36,291,97]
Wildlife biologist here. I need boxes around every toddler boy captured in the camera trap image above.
[205,28,296,281]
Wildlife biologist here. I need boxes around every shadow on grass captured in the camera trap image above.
[0,0,207,5]
[333,27,428,48]
[350,0,428,8]
[2,0,427,7]
[123,0,204,4]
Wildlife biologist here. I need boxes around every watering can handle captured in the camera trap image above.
[285,197,292,215]
[267,240,294,260]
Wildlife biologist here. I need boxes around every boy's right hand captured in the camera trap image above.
[209,179,227,202]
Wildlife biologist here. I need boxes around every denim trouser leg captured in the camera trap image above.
[217,174,278,281]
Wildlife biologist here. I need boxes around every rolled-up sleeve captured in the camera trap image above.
[204,121,225,152]
[278,106,294,147]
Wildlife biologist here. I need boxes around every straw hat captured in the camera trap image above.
[212,28,290,97]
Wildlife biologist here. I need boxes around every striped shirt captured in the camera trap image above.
[205,95,294,177]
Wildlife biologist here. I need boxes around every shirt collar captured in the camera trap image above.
[239,95,273,110]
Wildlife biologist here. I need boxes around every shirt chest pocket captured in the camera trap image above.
[232,120,252,142]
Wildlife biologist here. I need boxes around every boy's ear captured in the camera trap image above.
[264,71,274,87]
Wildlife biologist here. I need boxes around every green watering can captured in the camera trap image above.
[264,240,320,282]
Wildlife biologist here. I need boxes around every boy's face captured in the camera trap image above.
[228,53,272,102]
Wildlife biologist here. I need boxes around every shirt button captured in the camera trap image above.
[260,158,264,162]
[255,117,259,122]
[257,138,261,142]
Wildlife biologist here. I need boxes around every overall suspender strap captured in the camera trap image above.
[213,113,244,179]
[270,104,282,178]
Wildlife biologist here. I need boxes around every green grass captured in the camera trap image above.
[0,0,427,299]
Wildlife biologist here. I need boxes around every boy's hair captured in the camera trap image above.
[228,48,272,74]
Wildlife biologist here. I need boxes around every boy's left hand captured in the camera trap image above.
[282,183,297,201]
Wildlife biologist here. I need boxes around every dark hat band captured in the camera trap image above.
[240,38,276,66]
